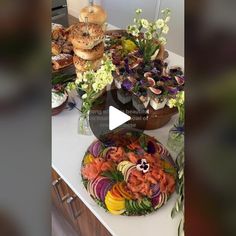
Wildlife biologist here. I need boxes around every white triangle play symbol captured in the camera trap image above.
[109,106,131,131]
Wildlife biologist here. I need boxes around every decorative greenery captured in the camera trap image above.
[171,148,184,236]
[52,73,76,86]
[94,198,107,210]
[124,198,154,216]
[127,8,171,63]
[101,170,124,182]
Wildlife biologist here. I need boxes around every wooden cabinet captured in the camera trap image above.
[52,169,112,236]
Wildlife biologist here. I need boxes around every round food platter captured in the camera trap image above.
[81,131,177,216]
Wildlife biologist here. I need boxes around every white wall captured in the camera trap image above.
[67,0,184,56]
[67,0,87,18]
[158,0,184,56]
[67,0,102,18]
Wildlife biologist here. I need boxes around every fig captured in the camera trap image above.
[147,77,155,87]
[174,76,185,85]
[149,87,162,95]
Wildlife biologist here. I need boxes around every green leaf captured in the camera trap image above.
[171,206,177,218]
[101,170,124,182]
[52,73,76,85]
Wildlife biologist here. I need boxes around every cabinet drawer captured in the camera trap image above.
[52,168,111,236]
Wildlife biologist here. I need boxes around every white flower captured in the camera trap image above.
[177,91,184,105]
[82,94,87,99]
[136,8,142,14]
[155,19,165,29]
[165,16,170,23]
[131,28,139,37]
[127,25,140,37]
[66,82,76,92]
[141,19,149,29]
[144,31,152,40]
[81,84,88,89]
[159,36,167,45]
[76,77,82,84]
[167,98,176,108]
[162,25,169,34]
[92,83,97,90]
[161,8,171,15]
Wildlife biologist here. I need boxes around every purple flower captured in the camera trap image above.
[121,79,133,91]
[147,141,156,154]
[161,76,172,81]
[124,58,131,73]
[167,86,179,95]
[151,67,160,74]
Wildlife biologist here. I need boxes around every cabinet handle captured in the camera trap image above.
[67,196,81,220]
[52,178,69,203]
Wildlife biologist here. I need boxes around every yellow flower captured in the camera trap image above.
[122,39,137,52]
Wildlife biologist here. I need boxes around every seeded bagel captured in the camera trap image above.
[69,22,104,50]
[74,42,104,60]
[79,4,107,26]
[73,55,102,72]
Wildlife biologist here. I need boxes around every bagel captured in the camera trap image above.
[69,22,104,50]
[74,42,104,60]
[79,5,107,26]
[73,55,102,72]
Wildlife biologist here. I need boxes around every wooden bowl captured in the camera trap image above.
[52,95,68,116]
[144,106,177,130]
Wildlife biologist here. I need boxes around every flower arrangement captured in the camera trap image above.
[167,90,185,125]
[66,57,115,134]
[105,9,184,118]
[127,8,171,63]
[167,91,185,153]
[81,132,177,216]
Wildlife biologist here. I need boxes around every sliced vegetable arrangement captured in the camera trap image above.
[81,132,177,216]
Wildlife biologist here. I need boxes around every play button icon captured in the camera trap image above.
[88,89,147,145]
[109,106,131,130]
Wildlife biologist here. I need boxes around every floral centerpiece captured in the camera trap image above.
[104,8,184,129]
[167,91,185,153]
[67,57,115,134]
[127,8,171,63]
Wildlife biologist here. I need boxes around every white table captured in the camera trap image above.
[52,25,184,236]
